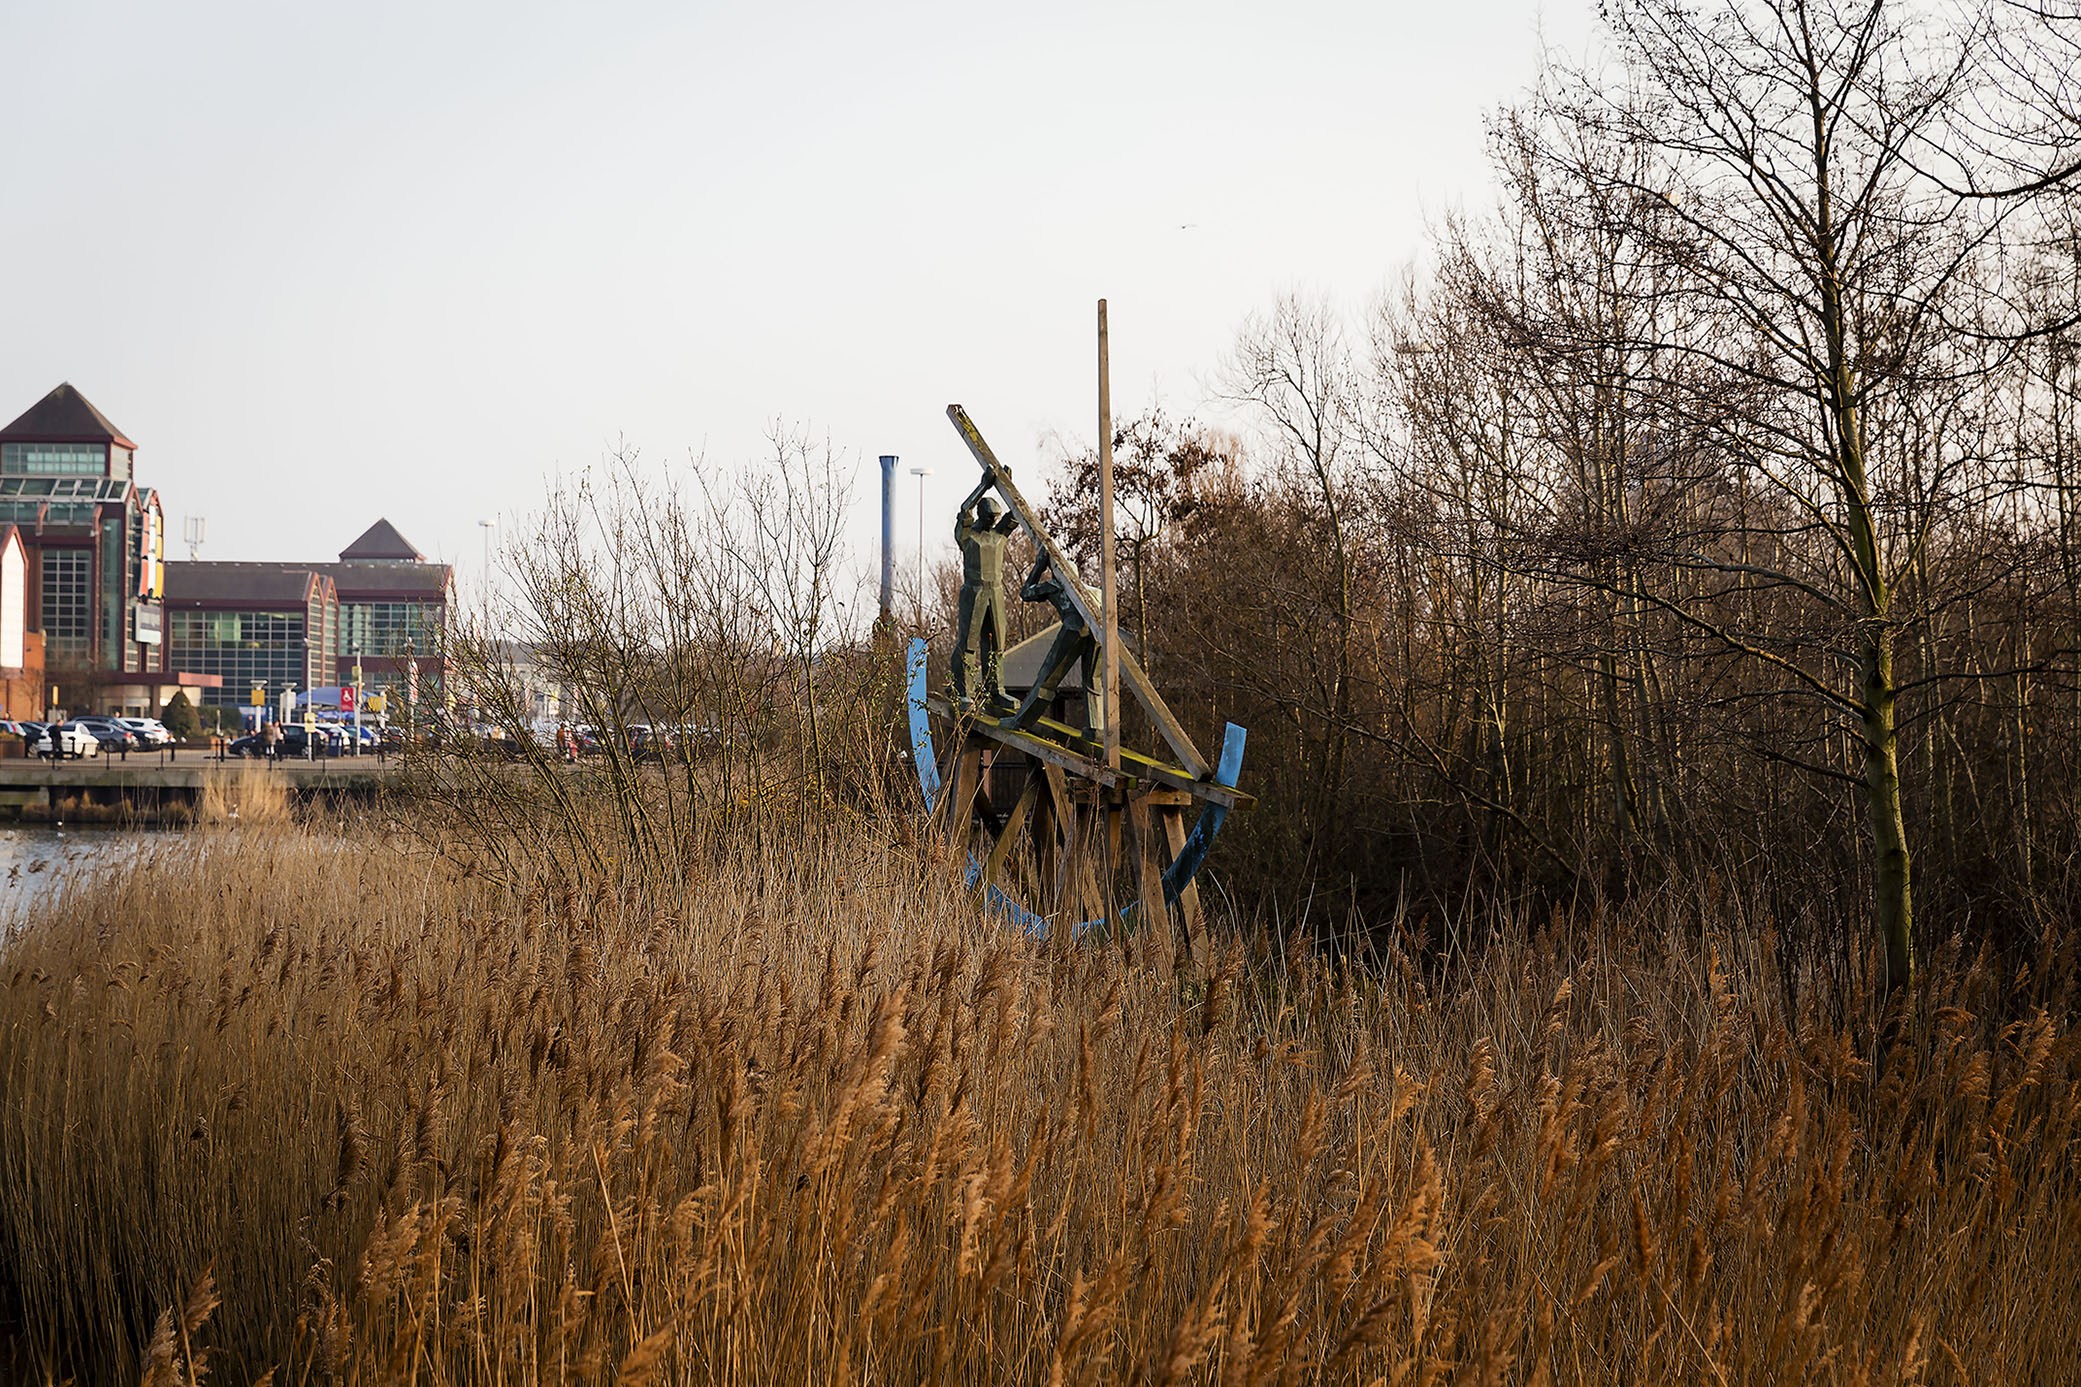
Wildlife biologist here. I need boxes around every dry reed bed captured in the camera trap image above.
[0,823,2075,1384]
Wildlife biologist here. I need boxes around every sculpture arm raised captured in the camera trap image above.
[958,467,999,518]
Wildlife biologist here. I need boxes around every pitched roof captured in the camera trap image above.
[1000,622,1137,693]
[339,518,424,562]
[164,561,329,607]
[0,383,135,449]
[320,560,451,599]
[1002,623,1085,692]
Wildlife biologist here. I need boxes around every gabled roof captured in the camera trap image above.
[164,561,331,607]
[339,518,424,562]
[0,383,135,449]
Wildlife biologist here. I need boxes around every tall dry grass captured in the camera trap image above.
[0,820,2075,1384]
[195,766,294,826]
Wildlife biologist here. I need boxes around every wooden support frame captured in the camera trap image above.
[910,625,1242,957]
[948,404,1212,781]
[979,771,1041,891]
[1161,806,1206,962]
[1127,794,1173,979]
[925,695,1248,810]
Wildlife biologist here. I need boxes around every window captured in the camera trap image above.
[41,548,92,658]
[2,442,105,476]
[100,516,123,669]
[342,600,438,656]
[167,607,317,709]
[0,500,97,527]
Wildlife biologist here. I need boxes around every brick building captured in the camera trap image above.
[0,383,217,716]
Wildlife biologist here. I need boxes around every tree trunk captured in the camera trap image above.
[1860,613,1914,994]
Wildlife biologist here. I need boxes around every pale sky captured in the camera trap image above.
[1,0,1598,600]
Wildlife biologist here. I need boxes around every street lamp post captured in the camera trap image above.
[479,518,498,607]
[908,466,933,624]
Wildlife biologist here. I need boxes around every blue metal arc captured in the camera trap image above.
[906,637,1242,941]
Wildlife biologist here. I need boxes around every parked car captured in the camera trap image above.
[228,726,315,758]
[72,716,139,754]
[119,717,175,748]
[13,721,44,753]
[35,723,102,759]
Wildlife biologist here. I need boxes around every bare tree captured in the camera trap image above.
[1219,295,1370,875]
[1520,0,2075,993]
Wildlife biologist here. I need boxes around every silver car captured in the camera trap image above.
[119,717,175,748]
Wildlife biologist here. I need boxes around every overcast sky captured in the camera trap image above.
[0,0,1598,598]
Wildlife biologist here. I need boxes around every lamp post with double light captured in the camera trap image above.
[908,466,932,626]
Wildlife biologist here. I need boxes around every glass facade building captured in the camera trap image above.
[167,604,330,710]
[0,385,170,712]
[162,566,340,712]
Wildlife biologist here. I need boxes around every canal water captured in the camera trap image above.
[0,826,171,922]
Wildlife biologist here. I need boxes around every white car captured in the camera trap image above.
[35,723,101,759]
[120,717,175,748]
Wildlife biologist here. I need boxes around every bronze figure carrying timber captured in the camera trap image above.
[914,402,1252,979]
[1009,550,1102,741]
[952,470,1018,710]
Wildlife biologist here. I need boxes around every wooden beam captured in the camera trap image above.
[1129,794,1173,979]
[1098,300,1120,775]
[1161,806,1206,963]
[929,695,1251,809]
[945,405,1211,780]
[948,740,983,845]
[1041,762,1075,906]
[979,770,1041,892]
[926,696,1120,789]
[1030,758,1056,903]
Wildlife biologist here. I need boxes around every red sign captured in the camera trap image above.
[340,686,356,712]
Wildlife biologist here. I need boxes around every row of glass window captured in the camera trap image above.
[1,442,106,476]
[170,605,324,710]
[169,609,308,647]
[40,549,91,658]
[0,476,130,499]
[341,601,434,656]
[0,500,99,527]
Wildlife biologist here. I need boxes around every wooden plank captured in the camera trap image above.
[948,741,983,844]
[1020,708,1251,805]
[927,696,1121,789]
[979,771,1041,892]
[1114,752,1251,809]
[1162,806,1206,963]
[1129,795,1173,979]
[1041,763,1076,906]
[946,405,1211,780]
[1098,300,1120,775]
[928,696,1251,810]
[1030,757,1056,903]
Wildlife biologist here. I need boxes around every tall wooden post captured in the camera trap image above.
[1098,300,1124,880]
[1098,300,1119,770]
